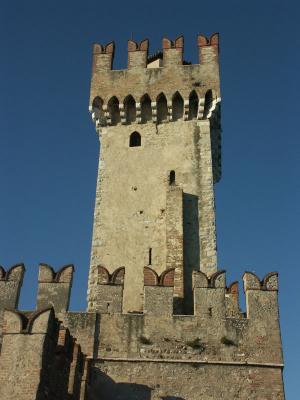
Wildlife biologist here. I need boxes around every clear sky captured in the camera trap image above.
[1,0,299,397]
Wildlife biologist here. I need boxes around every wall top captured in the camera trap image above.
[91,33,220,74]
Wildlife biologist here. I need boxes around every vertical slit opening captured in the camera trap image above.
[149,248,152,265]
[169,170,176,185]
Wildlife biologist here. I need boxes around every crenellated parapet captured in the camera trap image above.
[243,271,279,320]
[0,264,284,398]
[197,33,219,64]
[0,264,25,310]
[93,269,283,370]
[37,263,74,313]
[91,33,218,73]
[128,39,149,69]
[92,41,115,72]
[193,270,226,318]
[0,307,90,400]
[0,263,281,323]
[0,263,281,324]
[88,266,125,313]
[89,34,221,132]
[162,35,184,66]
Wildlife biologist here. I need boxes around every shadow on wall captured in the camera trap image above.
[90,368,151,399]
[183,193,199,314]
[161,397,185,400]
[89,369,186,400]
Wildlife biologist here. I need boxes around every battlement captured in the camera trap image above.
[0,264,25,310]
[0,265,284,399]
[243,271,279,321]
[0,263,280,322]
[92,33,218,73]
[37,263,74,313]
[2,308,56,334]
[89,33,221,131]
[0,308,90,399]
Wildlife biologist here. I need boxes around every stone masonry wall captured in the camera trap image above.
[0,308,88,400]
[85,271,284,399]
[0,263,285,399]
[90,361,284,400]
[166,184,184,302]
[88,120,218,313]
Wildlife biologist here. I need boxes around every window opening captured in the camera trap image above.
[172,92,184,121]
[148,248,152,265]
[157,94,168,123]
[129,131,141,147]
[141,94,152,123]
[169,170,176,185]
[108,97,121,125]
[188,91,199,120]
[125,95,136,123]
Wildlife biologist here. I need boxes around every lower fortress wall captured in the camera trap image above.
[0,264,285,400]
[90,361,284,400]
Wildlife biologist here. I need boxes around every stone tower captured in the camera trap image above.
[88,34,221,313]
[0,33,285,400]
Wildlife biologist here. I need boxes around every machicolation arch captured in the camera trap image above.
[124,95,136,124]
[91,89,219,128]
[108,96,121,125]
[141,94,152,123]
[172,92,184,121]
[188,90,199,119]
[156,93,168,123]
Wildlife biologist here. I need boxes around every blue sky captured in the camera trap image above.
[0,0,299,397]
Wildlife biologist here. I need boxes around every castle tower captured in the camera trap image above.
[0,33,285,400]
[88,34,221,313]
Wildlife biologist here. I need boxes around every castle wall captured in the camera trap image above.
[0,308,88,400]
[0,263,285,399]
[0,264,25,348]
[90,361,284,400]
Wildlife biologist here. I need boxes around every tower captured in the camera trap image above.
[0,33,285,400]
[88,34,221,313]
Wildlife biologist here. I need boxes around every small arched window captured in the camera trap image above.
[141,94,152,123]
[129,131,141,147]
[157,93,168,123]
[124,95,136,124]
[169,170,175,185]
[108,96,121,125]
[172,92,184,121]
[188,90,199,120]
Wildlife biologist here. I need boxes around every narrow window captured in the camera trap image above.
[172,92,184,121]
[141,94,152,123]
[169,170,175,185]
[108,96,121,125]
[124,95,136,123]
[188,90,199,120]
[148,248,152,265]
[129,131,141,147]
[157,93,168,123]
